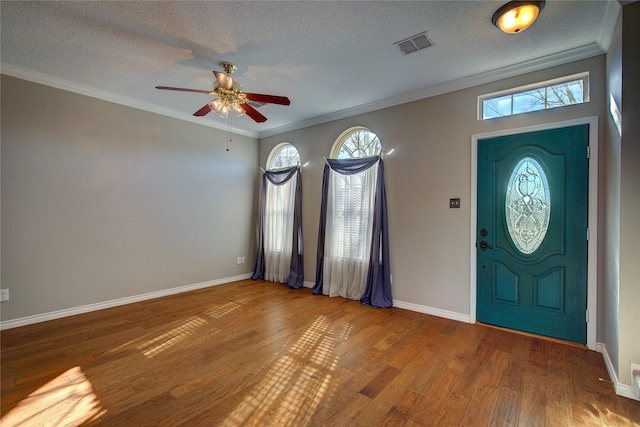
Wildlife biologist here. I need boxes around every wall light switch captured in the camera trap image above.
[450,198,461,208]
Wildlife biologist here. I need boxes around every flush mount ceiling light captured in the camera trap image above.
[492,0,546,34]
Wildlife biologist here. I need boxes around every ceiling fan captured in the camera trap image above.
[156,62,290,123]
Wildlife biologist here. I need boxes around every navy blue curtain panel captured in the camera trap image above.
[252,166,304,289]
[312,157,392,308]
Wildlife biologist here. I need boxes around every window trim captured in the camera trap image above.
[478,72,590,120]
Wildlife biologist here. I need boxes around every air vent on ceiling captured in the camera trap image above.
[394,31,433,55]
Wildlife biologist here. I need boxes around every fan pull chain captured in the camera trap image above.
[226,115,232,152]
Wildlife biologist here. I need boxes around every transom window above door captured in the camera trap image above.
[267,143,300,170]
[478,72,589,120]
[330,127,382,159]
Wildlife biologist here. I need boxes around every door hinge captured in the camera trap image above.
[587,146,591,158]
[587,228,590,241]
[586,309,590,323]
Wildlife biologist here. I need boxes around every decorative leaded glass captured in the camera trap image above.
[505,157,550,254]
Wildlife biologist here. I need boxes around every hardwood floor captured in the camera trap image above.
[2,279,639,426]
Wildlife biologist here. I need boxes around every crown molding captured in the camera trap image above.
[598,0,622,52]
[2,39,605,142]
[259,43,604,139]
[0,63,259,139]
[258,43,605,138]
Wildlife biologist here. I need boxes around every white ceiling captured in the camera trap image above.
[1,1,618,138]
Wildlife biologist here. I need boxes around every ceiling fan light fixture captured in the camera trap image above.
[210,88,246,119]
[210,98,229,118]
[492,0,545,34]
[231,101,245,117]
[156,62,287,123]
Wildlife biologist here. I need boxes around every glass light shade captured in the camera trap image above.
[210,97,245,118]
[493,1,545,34]
[231,101,245,117]
[210,98,228,118]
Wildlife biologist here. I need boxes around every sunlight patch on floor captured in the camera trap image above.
[138,315,207,357]
[574,403,636,426]
[1,367,105,427]
[135,295,253,357]
[218,315,352,426]
[290,316,340,370]
[338,321,354,340]
[104,296,249,358]
[205,296,252,319]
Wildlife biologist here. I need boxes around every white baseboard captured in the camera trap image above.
[597,342,640,401]
[0,273,253,330]
[392,300,471,323]
[304,281,470,323]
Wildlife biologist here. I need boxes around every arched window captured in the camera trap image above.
[314,126,391,307]
[253,142,303,288]
[267,143,300,170]
[330,127,382,159]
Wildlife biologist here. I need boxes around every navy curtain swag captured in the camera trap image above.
[252,166,304,289]
[312,157,393,308]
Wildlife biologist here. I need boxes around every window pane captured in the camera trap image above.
[336,129,381,159]
[269,143,300,169]
[546,80,583,108]
[512,89,545,114]
[480,74,588,120]
[483,95,512,119]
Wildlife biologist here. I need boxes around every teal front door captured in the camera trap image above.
[477,125,589,343]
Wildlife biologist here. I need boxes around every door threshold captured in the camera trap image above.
[478,322,588,349]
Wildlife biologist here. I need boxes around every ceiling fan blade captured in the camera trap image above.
[213,71,234,90]
[156,86,213,94]
[241,103,267,123]
[193,103,212,117]
[245,93,291,105]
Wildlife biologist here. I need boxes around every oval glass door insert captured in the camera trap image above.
[505,157,550,254]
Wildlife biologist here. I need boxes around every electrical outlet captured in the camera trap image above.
[0,289,9,302]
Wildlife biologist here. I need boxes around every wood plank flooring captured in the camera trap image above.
[2,279,639,426]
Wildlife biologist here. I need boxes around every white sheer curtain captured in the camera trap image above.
[323,162,378,299]
[264,173,297,283]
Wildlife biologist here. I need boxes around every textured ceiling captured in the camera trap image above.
[1,1,617,138]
